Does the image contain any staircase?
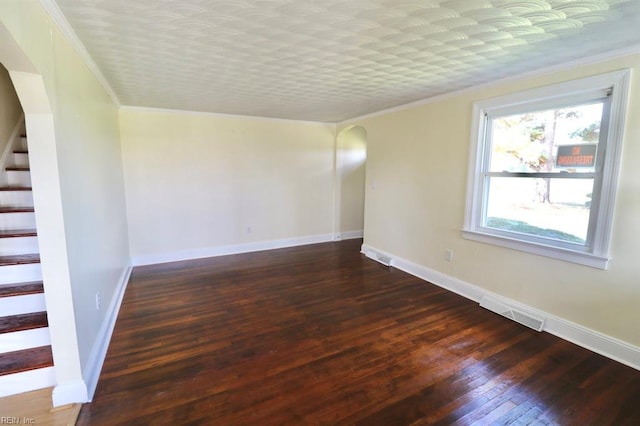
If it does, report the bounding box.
[0,129,55,397]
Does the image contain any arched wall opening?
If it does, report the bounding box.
[335,125,367,240]
[0,22,83,405]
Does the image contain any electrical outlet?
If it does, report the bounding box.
[446,249,454,262]
[95,292,101,311]
[246,226,252,234]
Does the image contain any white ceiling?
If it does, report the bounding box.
[51,0,640,122]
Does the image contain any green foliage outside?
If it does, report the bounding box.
[486,217,585,244]
[570,122,600,142]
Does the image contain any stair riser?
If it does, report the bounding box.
[11,152,29,168]
[16,137,28,152]
[0,236,39,255]
[0,212,36,230]
[0,327,50,353]
[0,264,42,285]
[6,171,31,187]
[0,293,46,316]
[0,191,34,206]
[0,366,55,398]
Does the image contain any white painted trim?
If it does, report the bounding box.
[0,113,24,186]
[462,230,609,270]
[52,380,88,407]
[0,327,50,353]
[338,45,640,126]
[0,293,46,317]
[83,265,132,402]
[38,0,120,105]
[361,243,640,371]
[133,234,335,266]
[119,105,331,126]
[0,263,43,284]
[0,366,56,398]
[462,69,631,270]
[337,230,364,240]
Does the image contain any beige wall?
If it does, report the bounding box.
[0,0,130,400]
[344,54,640,348]
[120,108,336,261]
[0,63,22,165]
[336,126,366,236]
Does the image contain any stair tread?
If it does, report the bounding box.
[0,346,53,377]
[0,312,48,334]
[0,186,32,191]
[0,228,37,238]
[0,253,40,266]
[0,206,35,213]
[0,281,44,298]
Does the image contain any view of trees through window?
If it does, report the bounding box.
[485,102,604,244]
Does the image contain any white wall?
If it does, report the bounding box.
[0,1,130,403]
[343,53,640,350]
[120,108,336,263]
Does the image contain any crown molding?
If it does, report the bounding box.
[119,105,334,127]
[39,0,120,105]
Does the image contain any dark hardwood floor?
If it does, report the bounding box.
[77,239,640,425]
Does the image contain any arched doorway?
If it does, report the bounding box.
[335,126,367,240]
[0,22,82,405]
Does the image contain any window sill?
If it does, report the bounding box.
[462,229,609,269]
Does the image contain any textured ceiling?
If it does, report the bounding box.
[53,0,640,122]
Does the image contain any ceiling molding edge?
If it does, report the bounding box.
[119,105,333,127]
[39,0,121,106]
[338,44,640,126]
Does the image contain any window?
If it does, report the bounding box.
[463,70,630,269]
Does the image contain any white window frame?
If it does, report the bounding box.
[463,70,631,269]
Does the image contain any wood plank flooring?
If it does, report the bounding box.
[0,387,81,425]
[77,239,640,425]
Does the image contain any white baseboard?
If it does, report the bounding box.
[81,265,132,402]
[132,233,335,266]
[361,243,640,371]
[335,230,364,240]
[52,379,88,407]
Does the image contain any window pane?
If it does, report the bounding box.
[489,103,603,174]
[485,177,594,244]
